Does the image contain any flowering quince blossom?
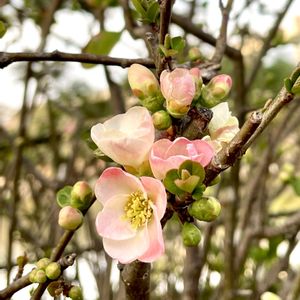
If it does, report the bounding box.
[160,68,202,118]
[149,137,214,180]
[95,167,167,263]
[203,102,239,152]
[91,106,155,170]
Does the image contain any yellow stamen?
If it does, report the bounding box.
[124,191,153,229]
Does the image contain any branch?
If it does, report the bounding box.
[211,0,234,63]
[0,253,77,299]
[0,50,155,69]
[245,0,294,89]
[171,13,242,60]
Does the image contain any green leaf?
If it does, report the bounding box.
[179,160,205,183]
[171,36,185,52]
[93,148,113,162]
[284,78,292,92]
[163,169,185,196]
[82,31,122,68]
[131,0,147,18]
[290,177,300,196]
[146,1,159,23]
[192,184,206,200]
[0,21,7,38]
[290,67,300,85]
[291,77,300,95]
[56,186,72,207]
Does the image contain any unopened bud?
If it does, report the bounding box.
[58,206,83,230]
[188,197,221,222]
[47,282,61,297]
[152,110,172,130]
[128,64,161,99]
[182,222,201,247]
[200,74,232,108]
[36,258,50,270]
[29,269,38,283]
[68,286,83,300]
[188,47,202,61]
[35,269,47,283]
[70,181,93,211]
[45,262,61,280]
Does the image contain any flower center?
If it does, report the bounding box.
[124,191,153,229]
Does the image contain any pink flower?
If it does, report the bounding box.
[91,106,155,170]
[95,167,167,263]
[149,137,214,180]
[160,68,202,118]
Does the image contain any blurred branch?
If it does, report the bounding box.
[0,51,155,69]
[171,13,242,60]
[211,0,234,64]
[245,0,294,89]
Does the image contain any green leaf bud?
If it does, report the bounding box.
[152,110,172,130]
[70,181,93,211]
[35,269,47,283]
[29,269,38,283]
[188,47,202,61]
[182,222,201,247]
[188,197,221,222]
[45,262,61,280]
[58,206,83,230]
[68,286,83,300]
[36,258,50,270]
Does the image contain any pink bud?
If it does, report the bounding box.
[201,74,232,108]
[70,181,93,211]
[58,206,83,230]
[128,64,160,99]
[160,68,202,118]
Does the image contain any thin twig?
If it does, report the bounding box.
[0,50,155,69]
[211,0,234,63]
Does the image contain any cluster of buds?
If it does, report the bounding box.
[57,181,93,231]
[29,258,61,283]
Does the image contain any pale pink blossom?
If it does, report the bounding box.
[95,167,167,263]
[160,68,202,117]
[91,106,155,169]
[203,102,239,152]
[149,137,214,180]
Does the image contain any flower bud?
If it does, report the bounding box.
[188,47,202,61]
[29,269,38,283]
[47,282,61,297]
[68,286,83,300]
[70,181,93,211]
[160,68,202,118]
[182,222,201,247]
[188,197,221,222]
[36,258,50,270]
[128,64,161,99]
[58,206,83,230]
[45,262,61,280]
[200,74,232,108]
[152,110,172,130]
[35,269,47,283]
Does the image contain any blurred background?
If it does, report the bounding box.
[0,0,300,299]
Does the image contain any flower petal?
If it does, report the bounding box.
[95,194,136,240]
[140,177,167,220]
[138,207,164,262]
[95,167,145,205]
[103,228,149,264]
